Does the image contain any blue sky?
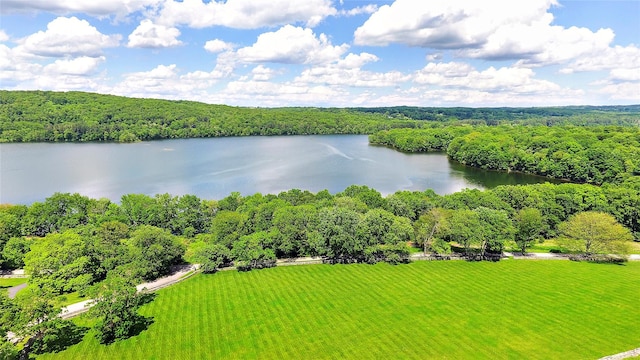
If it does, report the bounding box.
[0,0,638,107]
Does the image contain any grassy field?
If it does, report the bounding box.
[39,261,639,359]
[0,278,27,289]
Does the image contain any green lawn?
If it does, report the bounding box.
[39,261,640,359]
[0,278,27,289]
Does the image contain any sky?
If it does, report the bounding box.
[0,0,638,107]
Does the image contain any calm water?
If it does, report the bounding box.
[0,135,556,204]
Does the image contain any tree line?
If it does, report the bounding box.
[2,182,638,276]
[0,91,420,142]
[370,125,640,185]
[1,91,638,143]
[350,105,640,125]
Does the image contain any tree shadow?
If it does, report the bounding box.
[127,315,154,339]
[138,292,157,306]
[31,321,89,355]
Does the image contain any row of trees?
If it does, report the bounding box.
[2,181,638,274]
[370,125,640,185]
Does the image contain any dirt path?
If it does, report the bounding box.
[60,264,200,319]
[599,347,640,359]
[6,283,27,299]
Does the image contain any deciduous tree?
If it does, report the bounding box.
[558,211,633,255]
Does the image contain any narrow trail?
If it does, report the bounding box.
[599,347,640,360]
[61,264,200,319]
[6,283,27,299]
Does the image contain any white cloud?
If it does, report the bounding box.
[609,68,640,83]
[354,0,617,67]
[339,5,378,17]
[235,25,348,64]
[0,0,163,19]
[127,19,182,48]
[413,62,575,97]
[294,53,408,88]
[336,52,378,69]
[0,44,42,84]
[157,0,336,29]
[561,45,640,75]
[204,39,234,53]
[20,17,120,57]
[296,67,408,88]
[596,82,640,101]
[43,56,105,75]
[355,0,557,48]
[221,80,346,106]
[0,30,9,42]
[251,65,276,81]
[0,44,106,91]
[109,63,230,99]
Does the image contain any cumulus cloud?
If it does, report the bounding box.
[294,53,408,88]
[336,52,379,68]
[596,82,640,101]
[250,65,277,81]
[235,25,348,64]
[354,0,618,67]
[221,79,346,106]
[0,30,9,42]
[204,39,234,53]
[20,17,120,57]
[339,4,378,17]
[0,0,163,19]
[0,44,42,85]
[296,67,408,88]
[355,0,557,48]
[472,21,614,65]
[414,62,563,94]
[109,63,230,99]
[157,0,336,29]
[561,45,640,75]
[43,56,105,75]
[0,45,106,91]
[127,19,182,48]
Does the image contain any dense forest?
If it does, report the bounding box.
[351,105,640,125]
[0,91,421,142]
[1,91,639,142]
[370,125,640,185]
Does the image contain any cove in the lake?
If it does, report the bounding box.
[1,135,558,204]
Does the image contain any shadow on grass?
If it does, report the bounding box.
[139,292,157,306]
[32,321,89,355]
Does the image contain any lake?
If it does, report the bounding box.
[0,135,556,204]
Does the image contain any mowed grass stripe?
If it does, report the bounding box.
[38,261,640,360]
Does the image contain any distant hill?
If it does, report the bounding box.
[0,90,637,142]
